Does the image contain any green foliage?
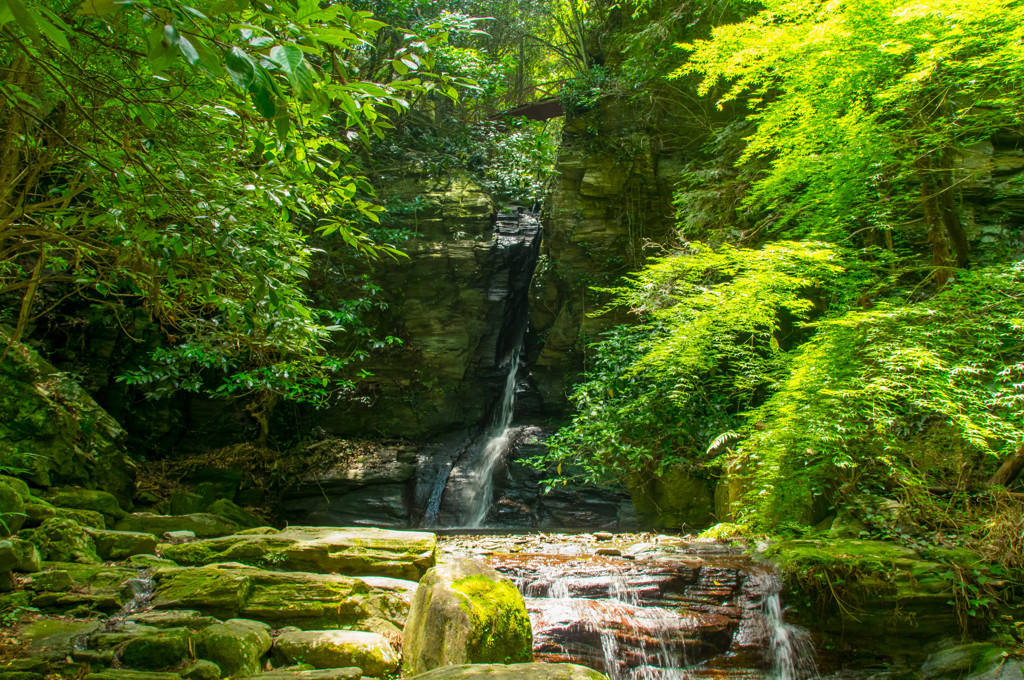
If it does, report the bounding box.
[541,241,845,484]
[675,0,1024,254]
[0,0,465,426]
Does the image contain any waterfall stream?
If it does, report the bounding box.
[465,349,522,527]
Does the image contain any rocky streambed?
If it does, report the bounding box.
[0,479,1019,680]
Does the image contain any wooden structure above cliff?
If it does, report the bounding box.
[490,80,565,121]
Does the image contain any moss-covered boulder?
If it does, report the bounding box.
[0,538,41,572]
[182,660,222,680]
[204,499,264,529]
[28,562,138,612]
[115,513,240,538]
[20,617,103,660]
[409,664,608,680]
[627,468,715,531]
[251,669,360,680]
[22,517,100,564]
[119,627,195,670]
[0,329,136,503]
[197,618,272,676]
[41,487,127,525]
[402,557,532,675]
[274,630,400,677]
[158,526,436,579]
[921,643,1004,679]
[0,477,27,536]
[151,563,410,633]
[94,530,159,561]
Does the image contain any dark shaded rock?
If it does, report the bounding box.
[0,328,136,503]
[21,518,100,564]
[120,628,194,670]
[204,500,264,529]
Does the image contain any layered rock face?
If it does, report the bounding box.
[311,178,542,439]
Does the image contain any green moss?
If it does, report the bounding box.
[450,575,532,664]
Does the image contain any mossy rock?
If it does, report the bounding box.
[22,517,100,564]
[204,500,263,529]
[627,468,715,531]
[119,628,194,671]
[197,618,272,677]
[86,671,182,680]
[57,508,107,529]
[251,670,360,680]
[41,487,127,524]
[772,538,981,663]
[0,329,136,503]
[921,643,1004,679]
[0,538,41,573]
[274,630,400,677]
[168,492,208,516]
[402,557,532,675]
[408,664,609,680]
[94,530,159,561]
[115,513,240,538]
[127,609,219,630]
[158,526,436,579]
[182,660,222,680]
[0,479,27,536]
[151,563,407,632]
[20,618,103,660]
[29,562,138,612]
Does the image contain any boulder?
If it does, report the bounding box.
[158,526,436,579]
[24,569,72,591]
[402,557,532,675]
[408,664,608,680]
[59,508,107,528]
[197,618,273,677]
[94,530,159,561]
[119,627,194,670]
[628,468,715,531]
[0,538,41,572]
[182,660,222,680]
[41,487,127,524]
[21,517,100,564]
[115,513,240,538]
[274,630,400,677]
[922,643,1003,679]
[249,670,360,680]
[205,499,264,529]
[151,564,410,633]
[167,491,208,516]
[0,478,26,536]
[28,562,138,612]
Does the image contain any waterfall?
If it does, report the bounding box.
[465,349,522,527]
[757,569,819,680]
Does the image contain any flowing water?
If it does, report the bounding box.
[455,534,818,680]
[465,349,522,527]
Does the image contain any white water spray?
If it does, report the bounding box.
[465,349,521,527]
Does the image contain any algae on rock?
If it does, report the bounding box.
[402,557,533,675]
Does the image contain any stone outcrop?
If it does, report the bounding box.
[273,630,400,677]
[402,557,533,675]
[0,328,136,503]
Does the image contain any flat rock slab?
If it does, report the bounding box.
[409,664,609,680]
[115,513,239,538]
[159,526,436,580]
[151,563,411,632]
[275,630,399,677]
[248,670,361,680]
[86,672,182,680]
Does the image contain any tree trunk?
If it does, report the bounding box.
[990,446,1024,487]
